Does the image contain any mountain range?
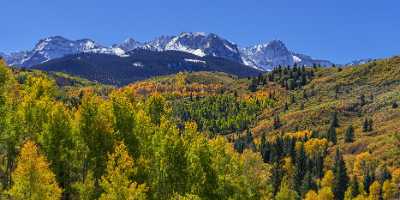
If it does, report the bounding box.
[1,32,334,71]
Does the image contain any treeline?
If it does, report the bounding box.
[249,65,315,92]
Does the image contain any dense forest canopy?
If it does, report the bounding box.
[0,57,399,199]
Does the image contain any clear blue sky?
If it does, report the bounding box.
[2,0,399,63]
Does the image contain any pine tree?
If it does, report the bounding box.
[294,143,306,193]
[273,114,281,129]
[362,118,373,132]
[248,78,258,92]
[301,171,316,196]
[349,177,360,198]
[393,101,398,109]
[332,149,349,200]
[99,142,147,200]
[344,125,355,143]
[331,112,339,127]
[284,102,289,111]
[368,118,373,131]
[327,125,337,144]
[7,140,62,200]
[363,118,369,132]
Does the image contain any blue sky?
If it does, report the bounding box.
[1,0,399,63]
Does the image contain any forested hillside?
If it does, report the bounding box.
[0,57,399,200]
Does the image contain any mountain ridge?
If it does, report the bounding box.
[2,32,334,71]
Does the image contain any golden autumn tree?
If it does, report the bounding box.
[368,181,381,200]
[7,140,62,200]
[99,142,147,200]
[304,190,318,200]
[382,179,397,200]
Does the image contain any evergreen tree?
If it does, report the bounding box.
[363,173,374,193]
[363,118,369,132]
[349,177,360,198]
[368,118,373,131]
[331,112,339,127]
[332,149,349,200]
[327,125,337,144]
[392,101,398,109]
[344,125,355,143]
[287,79,295,90]
[7,141,62,200]
[284,102,289,111]
[248,78,258,92]
[362,118,373,132]
[359,94,366,106]
[273,114,281,129]
[301,171,316,197]
[294,143,306,193]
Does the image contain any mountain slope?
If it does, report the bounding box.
[32,49,261,85]
[251,56,400,166]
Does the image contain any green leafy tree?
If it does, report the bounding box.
[275,181,300,200]
[99,142,147,200]
[110,92,139,158]
[40,103,74,198]
[78,94,115,186]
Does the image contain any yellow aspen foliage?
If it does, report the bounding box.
[368,181,381,200]
[353,152,377,180]
[382,180,397,200]
[100,142,147,200]
[7,140,62,200]
[344,187,353,200]
[304,190,318,200]
[175,72,187,92]
[283,157,294,177]
[321,170,335,188]
[288,130,312,139]
[317,187,334,200]
[353,195,368,200]
[392,168,400,186]
[304,138,328,158]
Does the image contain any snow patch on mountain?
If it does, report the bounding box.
[184,58,206,64]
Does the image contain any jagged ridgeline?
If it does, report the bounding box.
[0,57,399,199]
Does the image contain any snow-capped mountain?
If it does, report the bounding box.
[142,35,175,51]
[113,38,143,52]
[4,36,127,67]
[241,40,333,71]
[2,33,334,71]
[162,32,242,63]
